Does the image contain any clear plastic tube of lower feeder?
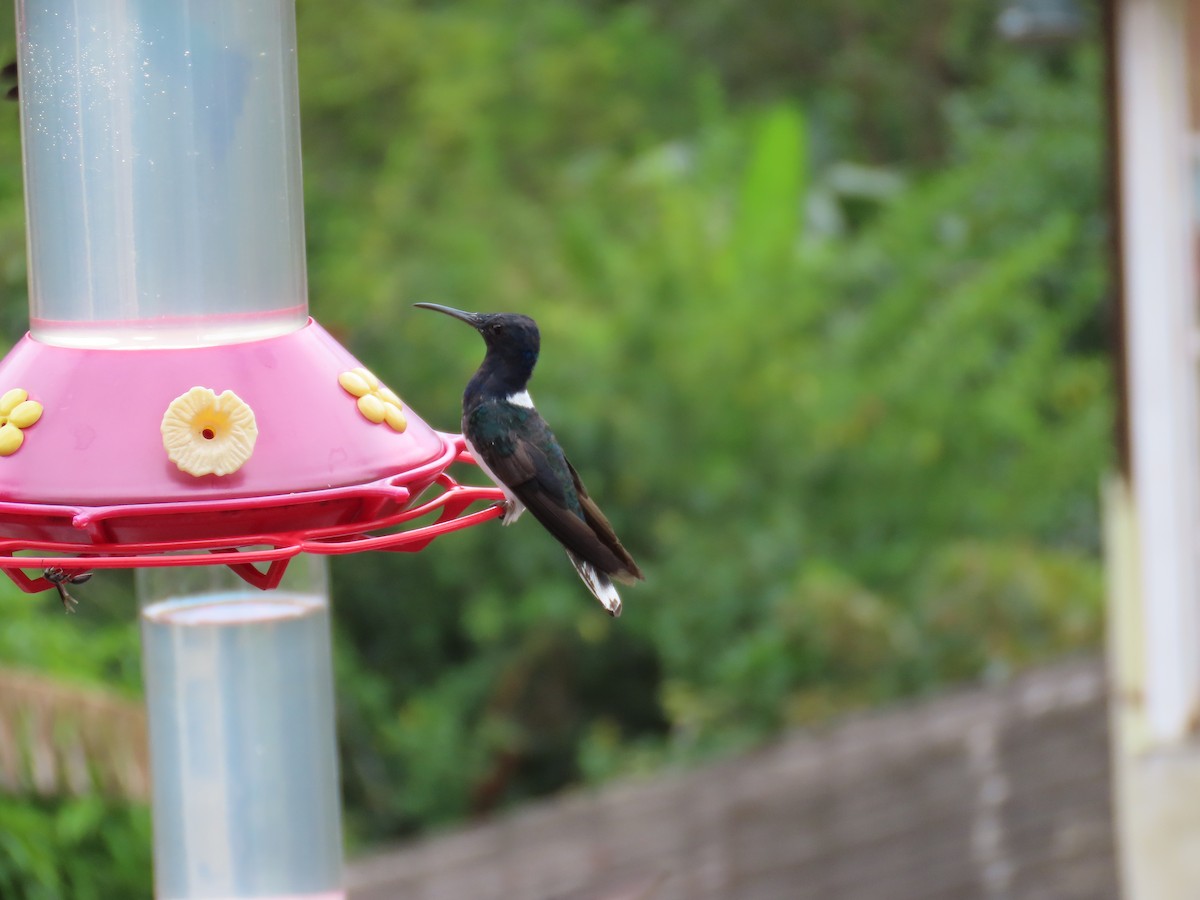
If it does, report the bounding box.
[15,0,309,348]
[137,557,343,900]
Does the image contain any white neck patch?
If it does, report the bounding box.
[506,390,535,409]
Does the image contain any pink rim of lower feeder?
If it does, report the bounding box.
[0,318,505,595]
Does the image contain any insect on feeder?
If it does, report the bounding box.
[0,1,504,897]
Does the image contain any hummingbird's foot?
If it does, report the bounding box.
[497,497,526,526]
[491,499,511,523]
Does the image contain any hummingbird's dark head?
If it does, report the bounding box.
[473,312,540,360]
[415,304,541,383]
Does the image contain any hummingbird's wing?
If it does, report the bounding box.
[468,403,641,582]
[564,459,643,584]
[518,453,641,583]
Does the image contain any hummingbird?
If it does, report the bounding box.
[415,303,643,616]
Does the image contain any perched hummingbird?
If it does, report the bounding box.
[415,303,643,616]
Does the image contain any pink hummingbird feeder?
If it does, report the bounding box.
[0,1,503,592]
[0,1,504,898]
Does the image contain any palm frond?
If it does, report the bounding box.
[0,667,148,802]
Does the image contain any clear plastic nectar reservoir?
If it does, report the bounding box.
[138,561,343,900]
[15,0,308,348]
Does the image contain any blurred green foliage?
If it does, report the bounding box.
[0,0,1109,888]
[0,796,151,900]
[301,0,1108,837]
[0,594,148,896]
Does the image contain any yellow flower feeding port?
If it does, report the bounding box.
[161,387,259,477]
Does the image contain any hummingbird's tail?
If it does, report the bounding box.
[566,551,622,617]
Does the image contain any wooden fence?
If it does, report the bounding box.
[346,657,1117,899]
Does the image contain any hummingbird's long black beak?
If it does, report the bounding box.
[414,303,483,329]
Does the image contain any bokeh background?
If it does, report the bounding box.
[0,1,1110,894]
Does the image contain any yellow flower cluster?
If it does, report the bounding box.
[0,388,43,456]
[338,367,407,432]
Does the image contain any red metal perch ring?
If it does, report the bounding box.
[0,435,505,594]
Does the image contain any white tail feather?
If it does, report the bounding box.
[567,551,622,617]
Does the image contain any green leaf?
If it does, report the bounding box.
[733,104,807,275]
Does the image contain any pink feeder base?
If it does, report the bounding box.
[0,319,505,593]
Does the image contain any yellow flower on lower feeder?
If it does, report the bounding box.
[0,388,43,456]
[161,387,258,477]
[338,367,407,433]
